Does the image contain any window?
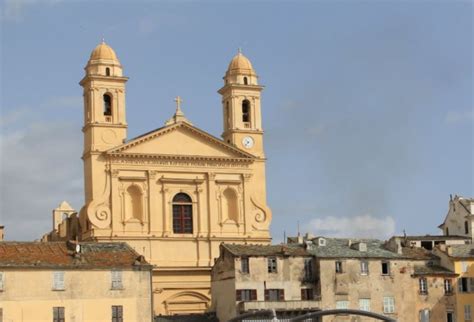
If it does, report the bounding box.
[53,307,65,322]
[242,100,250,123]
[106,67,111,76]
[458,277,474,293]
[359,299,370,311]
[243,77,248,85]
[335,261,343,273]
[264,289,284,301]
[236,289,257,301]
[465,305,472,321]
[381,261,390,275]
[267,257,277,273]
[301,288,314,300]
[112,306,123,322]
[103,94,112,116]
[336,300,349,309]
[420,309,430,322]
[444,279,453,294]
[0,308,3,322]
[383,297,395,313]
[172,193,193,234]
[304,258,313,281]
[0,272,3,291]
[446,228,450,236]
[360,260,369,275]
[111,270,123,290]
[241,257,249,274]
[447,312,454,322]
[465,221,470,234]
[461,261,469,273]
[52,271,65,291]
[419,277,428,295]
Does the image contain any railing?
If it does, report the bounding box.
[230,308,397,322]
[239,299,321,312]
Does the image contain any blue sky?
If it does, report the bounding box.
[0,0,472,241]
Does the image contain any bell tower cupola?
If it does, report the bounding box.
[80,41,128,153]
[219,50,265,158]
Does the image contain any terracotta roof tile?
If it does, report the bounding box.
[0,241,151,269]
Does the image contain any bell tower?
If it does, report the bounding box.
[219,50,265,158]
[79,41,128,208]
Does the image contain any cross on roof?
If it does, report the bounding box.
[174,96,183,111]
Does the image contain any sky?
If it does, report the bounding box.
[0,0,472,242]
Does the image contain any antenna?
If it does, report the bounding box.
[283,230,286,244]
[297,221,300,237]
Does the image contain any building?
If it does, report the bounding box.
[439,195,474,241]
[211,243,320,322]
[434,244,474,322]
[44,41,273,315]
[212,237,459,322]
[0,241,153,322]
[386,234,470,251]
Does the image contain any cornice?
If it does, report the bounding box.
[79,75,129,86]
[106,121,255,159]
[82,123,128,132]
[107,152,254,164]
[218,84,264,95]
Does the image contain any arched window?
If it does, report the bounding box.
[103,94,112,116]
[242,100,250,123]
[126,185,143,221]
[446,227,449,236]
[243,77,248,85]
[172,193,193,234]
[465,221,469,234]
[105,67,111,76]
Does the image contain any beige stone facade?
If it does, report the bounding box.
[0,241,153,322]
[45,41,272,316]
[212,238,459,322]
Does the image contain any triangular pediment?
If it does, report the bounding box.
[106,122,254,160]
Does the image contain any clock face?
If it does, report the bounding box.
[242,136,254,149]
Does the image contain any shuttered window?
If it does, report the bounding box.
[383,297,395,313]
[52,271,65,291]
[111,270,123,290]
[419,309,430,322]
[112,306,123,322]
[301,288,314,300]
[465,305,472,320]
[53,307,65,322]
[235,289,257,301]
[241,257,249,274]
[264,289,284,301]
[267,257,277,273]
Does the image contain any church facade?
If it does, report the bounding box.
[75,42,272,315]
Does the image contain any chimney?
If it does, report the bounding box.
[0,226,4,241]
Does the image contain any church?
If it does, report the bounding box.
[48,41,273,315]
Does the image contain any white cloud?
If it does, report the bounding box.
[445,109,474,124]
[309,214,396,240]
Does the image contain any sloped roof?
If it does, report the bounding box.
[0,242,151,269]
[304,238,405,259]
[447,244,474,258]
[222,243,309,257]
[413,265,457,276]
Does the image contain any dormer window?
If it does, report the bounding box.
[103,94,112,116]
[106,67,111,76]
[242,100,250,123]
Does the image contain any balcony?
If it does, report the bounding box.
[238,299,322,312]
